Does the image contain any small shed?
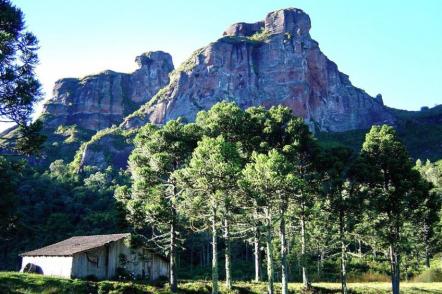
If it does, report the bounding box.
[20,233,169,280]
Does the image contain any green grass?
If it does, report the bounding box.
[2,272,442,294]
[0,272,91,294]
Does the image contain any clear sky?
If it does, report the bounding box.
[11,0,442,123]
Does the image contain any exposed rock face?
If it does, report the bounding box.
[124,8,394,132]
[76,128,134,170]
[44,51,174,131]
[223,21,264,37]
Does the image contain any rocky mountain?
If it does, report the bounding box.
[24,51,174,165]
[8,8,439,171]
[43,51,174,131]
[122,8,394,132]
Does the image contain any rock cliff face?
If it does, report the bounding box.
[43,51,174,131]
[25,51,173,167]
[123,8,394,132]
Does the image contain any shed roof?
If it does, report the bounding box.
[20,233,130,256]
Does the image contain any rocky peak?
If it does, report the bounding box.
[42,51,174,131]
[375,94,384,105]
[123,8,394,132]
[223,8,311,37]
[135,50,173,68]
[223,21,264,37]
[264,8,311,36]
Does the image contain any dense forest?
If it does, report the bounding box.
[1,1,442,294]
[1,102,441,294]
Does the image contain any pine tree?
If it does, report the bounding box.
[0,0,44,154]
[358,125,430,294]
[118,120,200,292]
[176,136,241,294]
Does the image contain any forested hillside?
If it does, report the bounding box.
[2,102,442,294]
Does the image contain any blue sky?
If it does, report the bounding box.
[12,0,442,119]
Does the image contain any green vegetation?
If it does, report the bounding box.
[317,105,442,161]
[0,0,45,155]
[2,272,442,294]
[219,36,259,45]
[219,28,271,45]
[70,126,135,172]
[175,47,206,74]
[0,159,129,270]
[249,28,272,42]
[117,120,200,292]
[37,124,96,168]
[1,102,441,294]
[1,2,442,294]
[113,103,441,294]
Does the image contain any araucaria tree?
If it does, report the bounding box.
[112,102,439,293]
[319,147,360,294]
[0,0,44,154]
[415,160,442,268]
[117,120,199,292]
[284,116,320,289]
[195,102,250,290]
[176,136,242,294]
[240,150,295,294]
[358,125,428,294]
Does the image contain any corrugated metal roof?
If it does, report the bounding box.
[20,233,130,256]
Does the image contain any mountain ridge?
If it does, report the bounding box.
[122,8,394,132]
[2,8,440,170]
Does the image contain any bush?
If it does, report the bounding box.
[348,271,390,282]
[413,267,442,282]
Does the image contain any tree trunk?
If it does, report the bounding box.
[170,221,177,292]
[265,208,274,294]
[224,218,232,290]
[190,242,194,274]
[425,244,431,268]
[212,207,219,294]
[207,238,211,267]
[254,225,261,282]
[389,245,400,294]
[280,211,288,294]
[316,247,320,279]
[300,206,309,288]
[339,210,348,294]
[424,222,431,268]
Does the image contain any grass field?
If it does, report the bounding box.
[1,272,442,293]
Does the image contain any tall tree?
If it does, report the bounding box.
[0,0,44,154]
[284,115,320,288]
[413,161,441,268]
[319,147,360,294]
[358,125,429,294]
[245,105,319,290]
[176,136,241,294]
[0,156,23,241]
[117,120,200,292]
[196,102,250,289]
[240,150,297,294]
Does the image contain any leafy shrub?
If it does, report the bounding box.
[249,28,271,42]
[413,267,442,282]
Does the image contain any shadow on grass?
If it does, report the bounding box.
[0,273,94,294]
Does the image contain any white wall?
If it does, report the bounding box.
[71,247,108,279]
[109,241,169,280]
[20,240,169,281]
[21,256,73,278]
